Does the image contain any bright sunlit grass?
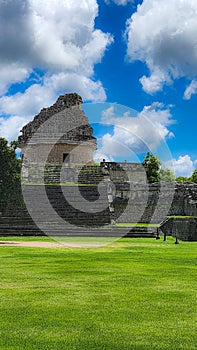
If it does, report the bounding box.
[0,237,196,350]
[115,222,159,227]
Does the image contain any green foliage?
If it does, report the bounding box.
[176,169,197,183]
[143,151,161,183]
[0,238,196,350]
[143,153,177,182]
[191,168,197,183]
[0,138,21,212]
[176,176,189,182]
[10,140,19,151]
[160,167,175,181]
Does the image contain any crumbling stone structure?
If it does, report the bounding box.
[18,93,96,166]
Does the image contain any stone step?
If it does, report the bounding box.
[124,226,157,238]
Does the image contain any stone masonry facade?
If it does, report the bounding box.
[18,93,96,165]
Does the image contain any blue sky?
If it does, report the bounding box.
[0,0,197,177]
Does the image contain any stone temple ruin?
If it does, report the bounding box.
[18,93,96,166]
[0,93,196,240]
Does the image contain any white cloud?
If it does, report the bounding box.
[0,116,27,141]
[164,155,195,177]
[0,0,112,139]
[0,0,111,74]
[0,84,55,118]
[96,103,175,160]
[0,73,106,123]
[140,69,171,95]
[105,0,133,5]
[184,80,197,100]
[94,150,114,163]
[126,0,197,97]
[46,73,107,102]
[0,63,31,96]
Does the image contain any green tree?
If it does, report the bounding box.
[176,176,189,182]
[0,138,21,213]
[160,168,175,181]
[143,152,161,183]
[191,169,197,183]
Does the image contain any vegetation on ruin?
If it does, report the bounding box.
[143,151,161,182]
[160,167,175,181]
[143,151,197,183]
[0,237,196,350]
[190,168,197,183]
[176,169,197,183]
[176,176,190,182]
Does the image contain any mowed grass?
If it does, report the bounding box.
[115,222,159,227]
[0,237,196,350]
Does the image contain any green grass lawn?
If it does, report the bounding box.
[115,222,159,227]
[0,235,54,242]
[0,237,196,350]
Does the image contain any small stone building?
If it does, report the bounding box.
[18,93,96,165]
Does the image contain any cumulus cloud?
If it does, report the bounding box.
[46,73,107,102]
[0,84,55,118]
[95,103,175,161]
[126,0,197,97]
[0,63,30,96]
[0,0,32,61]
[0,0,111,74]
[183,80,197,100]
[0,0,112,140]
[0,115,27,141]
[164,155,195,177]
[94,150,114,163]
[0,73,106,116]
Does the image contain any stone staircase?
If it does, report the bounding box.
[124,226,157,238]
[0,167,177,238]
[0,213,42,236]
[25,164,104,184]
[0,184,111,236]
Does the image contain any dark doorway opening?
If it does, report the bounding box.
[63,153,70,163]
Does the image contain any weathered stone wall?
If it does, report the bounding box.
[22,143,95,166]
[169,183,197,216]
[19,93,84,145]
[19,93,96,165]
[112,180,197,224]
[160,218,197,241]
[112,182,175,224]
[20,107,94,144]
[110,163,146,184]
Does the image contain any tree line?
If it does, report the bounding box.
[0,138,22,213]
[143,151,197,183]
